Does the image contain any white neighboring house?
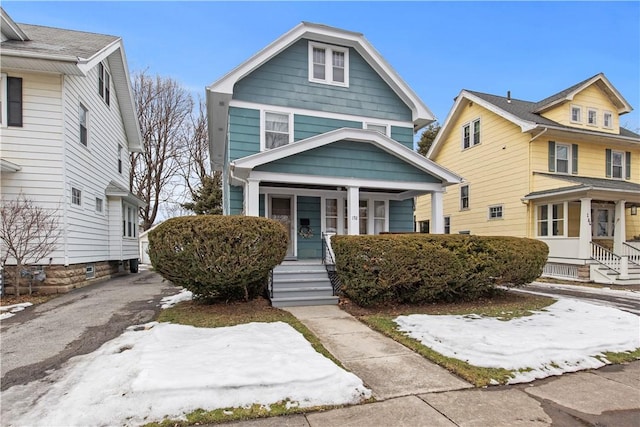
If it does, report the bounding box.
[0,8,144,293]
[138,223,160,265]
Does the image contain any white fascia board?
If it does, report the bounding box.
[1,8,30,41]
[207,22,433,128]
[1,158,22,172]
[76,38,122,74]
[232,127,462,184]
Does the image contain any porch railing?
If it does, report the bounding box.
[590,241,629,279]
[621,242,640,267]
[322,232,341,295]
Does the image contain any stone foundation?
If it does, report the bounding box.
[2,260,131,295]
[577,264,591,281]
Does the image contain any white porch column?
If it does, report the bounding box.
[578,198,592,259]
[244,178,260,217]
[614,200,626,254]
[431,191,444,234]
[347,186,360,235]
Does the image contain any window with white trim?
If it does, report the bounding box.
[537,203,565,237]
[488,205,503,220]
[71,187,82,206]
[603,111,613,129]
[79,104,88,146]
[373,200,386,235]
[1,74,23,127]
[86,263,95,279]
[555,143,570,173]
[117,145,123,174]
[460,185,469,210]
[587,108,597,126]
[611,150,624,179]
[606,149,630,180]
[0,73,6,126]
[95,197,103,213]
[98,62,110,106]
[365,123,388,136]
[325,198,338,234]
[570,105,582,123]
[444,216,451,234]
[462,119,480,149]
[308,42,349,87]
[122,203,137,238]
[264,111,290,149]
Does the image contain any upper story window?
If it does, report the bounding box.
[79,104,89,146]
[462,119,480,149]
[264,111,291,150]
[587,108,597,126]
[603,111,613,129]
[460,185,469,210]
[308,42,349,87]
[548,141,578,174]
[606,149,630,180]
[95,197,103,213]
[118,145,123,174]
[570,105,582,123]
[365,123,389,136]
[1,74,23,127]
[98,62,110,106]
[71,187,82,206]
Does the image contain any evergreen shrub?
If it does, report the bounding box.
[149,215,288,301]
[331,234,548,307]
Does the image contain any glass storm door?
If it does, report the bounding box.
[270,196,294,257]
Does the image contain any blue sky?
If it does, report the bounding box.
[4,1,640,132]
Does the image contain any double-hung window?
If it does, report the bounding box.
[537,203,565,237]
[1,75,23,127]
[79,104,88,146]
[462,119,480,149]
[571,105,582,123]
[123,203,137,238]
[548,141,578,174]
[71,187,82,206]
[587,108,597,126]
[98,62,110,106]
[460,185,469,210]
[603,111,613,129]
[264,112,290,149]
[606,149,631,180]
[444,216,451,234]
[309,42,349,87]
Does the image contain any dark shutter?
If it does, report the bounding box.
[571,144,578,174]
[605,149,612,178]
[548,141,556,172]
[626,152,631,180]
[7,77,23,127]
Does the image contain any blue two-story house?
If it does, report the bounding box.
[206,23,461,306]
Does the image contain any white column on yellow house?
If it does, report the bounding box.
[578,198,592,259]
[347,186,360,235]
[244,178,260,216]
[431,190,444,234]
[614,200,626,254]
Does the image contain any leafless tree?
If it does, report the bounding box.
[0,194,60,296]
[130,71,193,231]
[179,99,210,195]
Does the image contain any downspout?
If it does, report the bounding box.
[60,75,70,266]
[527,127,548,239]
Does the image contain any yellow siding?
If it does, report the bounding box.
[628,212,640,240]
[416,102,531,236]
[540,84,620,134]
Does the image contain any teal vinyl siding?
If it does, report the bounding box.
[389,199,414,232]
[255,140,440,183]
[294,115,361,141]
[229,185,243,215]
[229,107,260,161]
[391,126,414,149]
[296,196,321,259]
[233,39,412,122]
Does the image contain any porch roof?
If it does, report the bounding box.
[524,173,640,203]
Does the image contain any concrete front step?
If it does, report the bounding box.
[271,295,339,307]
[272,277,333,287]
[273,271,329,281]
[273,286,335,299]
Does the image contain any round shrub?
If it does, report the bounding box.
[148,215,288,301]
[332,234,548,307]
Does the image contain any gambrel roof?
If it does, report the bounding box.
[0,7,141,151]
[207,22,434,171]
[428,74,639,158]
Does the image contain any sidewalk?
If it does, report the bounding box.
[219,305,640,427]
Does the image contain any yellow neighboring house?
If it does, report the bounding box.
[416,73,640,285]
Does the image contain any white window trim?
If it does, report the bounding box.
[461,118,481,150]
[587,108,598,127]
[611,149,625,180]
[79,103,89,148]
[308,41,349,88]
[555,142,572,174]
[122,202,137,239]
[444,216,451,234]
[535,201,568,238]
[95,196,104,214]
[0,73,7,128]
[603,111,613,129]
[570,105,582,123]
[364,123,390,137]
[460,184,470,211]
[70,185,83,209]
[85,263,96,279]
[488,204,504,220]
[98,62,111,106]
[260,109,294,151]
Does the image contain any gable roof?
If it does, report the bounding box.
[232,128,462,186]
[428,75,639,159]
[207,22,434,171]
[0,7,141,152]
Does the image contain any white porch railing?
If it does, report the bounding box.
[590,241,629,279]
[621,242,640,266]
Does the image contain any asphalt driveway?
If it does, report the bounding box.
[1,269,177,391]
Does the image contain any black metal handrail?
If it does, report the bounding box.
[322,232,341,296]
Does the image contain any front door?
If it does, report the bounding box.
[270,196,294,258]
[592,207,615,238]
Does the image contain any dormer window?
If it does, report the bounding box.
[308,42,349,87]
[98,62,110,106]
[570,105,582,123]
[587,108,597,126]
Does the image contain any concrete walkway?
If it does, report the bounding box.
[218,305,640,427]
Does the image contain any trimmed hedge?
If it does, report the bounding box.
[332,234,548,307]
[149,215,288,301]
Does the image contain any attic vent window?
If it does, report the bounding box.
[308,42,349,88]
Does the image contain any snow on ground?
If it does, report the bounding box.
[159,288,193,308]
[395,299,640,384]
[530,281,640,298]
[2,321,370,427]
[0,302,33,320]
